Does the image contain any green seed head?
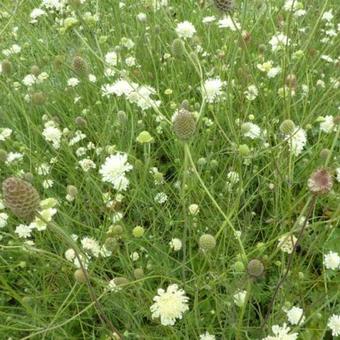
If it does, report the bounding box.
[30,65,40,76]
[132,226,145,238]
[247,259,264,278]
[171,38,185,58]
[199,234,216,251]
[72,56,88,76]
[1,59,12,75]
[66,185,78,197]
[75,116,87,127]
[319,148,330,160]
[74,269,87,283]
[173,109,196,141]
[31,92,47,105]
[238,144,250,156]
[280,120,296,135]
[133,268,144,280]
[0,149,8,162]
[104,237,119,251]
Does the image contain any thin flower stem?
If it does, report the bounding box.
[39,214,122,339]
[185,144,247,260]
[182,143,189,282]
[261,195,316,329]
[236,279,252,340]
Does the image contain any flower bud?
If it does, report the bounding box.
[199,234,216,251]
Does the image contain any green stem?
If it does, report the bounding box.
[185,144,247,260]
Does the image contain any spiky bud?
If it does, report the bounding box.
[199,234,216,251]
[31,92,47,105]
[171,38,185,58]
[53,55,64,70]
[279,120,296,135]
[72,56,88,76]
[74,268,87,283]
[1,59,12,75]
[213,0,234,12]
[2,177,40,221]
[173,109,196,141]
[181,100,191,111]
[247,259,264,278]
[238,144,250,156]
[307,168,333,195]
[133,268,144,280]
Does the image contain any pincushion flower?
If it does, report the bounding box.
[150,284,189,326]
[99,153,133,191]
[175,21,196,39]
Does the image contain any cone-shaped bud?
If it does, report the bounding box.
[171,39,185,58]
[72,56,88,76]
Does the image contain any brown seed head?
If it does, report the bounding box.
[2,177,40,221]
[173,109,196,141]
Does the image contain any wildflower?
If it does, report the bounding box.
[0,212,8,228]
[0,128,12,141]
[233,290,247,307]
[286,306,305,325]
[307,168,333,195]
[203,78,225,103]
[99,153,133,191]
[169,238,182,251]
[22,74,37,87]
[188,204,199,215]
[42,122,62,149]
[200,331,216,340]
[257,61,281,78]
[15,224,34,238]
[327,314,340,337]
[136,131,154,144]
[130,252,139,261]
[278,234,297,254]
[30,207,57,231]
[269,33,290,52]
[65,248,76,262]
[336,168,340,183]
[105,51,118,66]
[81,237,101,257]
[319,116,335,133]
[67,77,80,87]
[30,8,46,22]
[154,192,168,204]
[150,284,189,326]
[79,158,96,172]
[218,16,240,31]
[244,85,258,101]
[263,323,298,340]
[175,21,196,39]
[285,127,307,156]
[5,152,23,164]
[241,122,261,139]
[324,251,340,270]
[322,10,333,22]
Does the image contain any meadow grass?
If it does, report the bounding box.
[0,0,339,339]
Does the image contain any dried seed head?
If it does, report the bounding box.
[104,237,119,251]
[199,234,216,251]
[72,56,88,76]
[213,0,235,12]
[1,59,12,75]
[307,168,333,195]
[31,92,47,105]
[286,74,297,90]
[247,259,264,278]
[279,119,296,135]
[2,177,40,221]
[173,109,196,141]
